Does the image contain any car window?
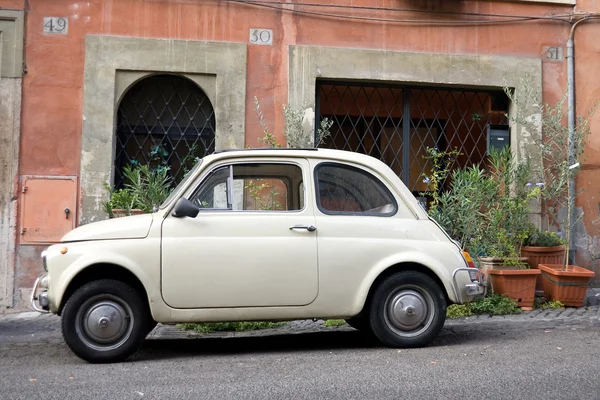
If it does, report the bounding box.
[315,163,397,216]
[189,166,230,209]
[189,163,304,211]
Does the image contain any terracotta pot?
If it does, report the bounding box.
[521,245,566,292]
[478,257,529,284]
[487,268,541,308]
[538,264,595,307]
[111,208,146,218]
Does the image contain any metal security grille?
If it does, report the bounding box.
[115,74,215,188]
[316,81,509,199]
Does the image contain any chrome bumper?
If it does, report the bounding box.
[452,267,486,304]
[30,274,50,313]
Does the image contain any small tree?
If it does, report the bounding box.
[253,96,333,148]
[505,77,596,267]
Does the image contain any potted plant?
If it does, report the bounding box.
[104,163,173,218]
[122,164,173,213]
[521,228,566,292]
[103,185,145,218]
[423,146,540,308]
[506,81,596,307]
[475,147,541,308]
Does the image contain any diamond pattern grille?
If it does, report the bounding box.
[317,81,508,196]
[115,74,216,188]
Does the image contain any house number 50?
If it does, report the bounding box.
[250,29,273,45]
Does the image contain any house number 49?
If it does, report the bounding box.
[43,17,68,34]
[250,29,273,45]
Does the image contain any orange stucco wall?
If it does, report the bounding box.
[2,0,600,299]
[14,0,585,176]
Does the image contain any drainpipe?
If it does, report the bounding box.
[565,16,592,264]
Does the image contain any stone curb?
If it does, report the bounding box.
[147,305,600,340]
[2,306,599,342]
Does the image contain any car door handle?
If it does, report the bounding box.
[289,225,317,232]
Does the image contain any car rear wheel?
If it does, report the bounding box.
[368,271,446,348]
[61,279,149,363]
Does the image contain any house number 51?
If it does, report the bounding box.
[250,29,273,45]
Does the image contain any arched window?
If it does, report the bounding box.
[115,74,215,187]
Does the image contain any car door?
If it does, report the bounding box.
[310,160,420,299]
[161,158,319,309]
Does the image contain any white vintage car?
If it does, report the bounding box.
[31,148,484,363]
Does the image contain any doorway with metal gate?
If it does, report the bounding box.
[115,74,216,188]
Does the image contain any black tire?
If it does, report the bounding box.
[368,271,446,348]
[61,279,150,363]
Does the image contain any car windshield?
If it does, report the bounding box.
[159,159,203,209]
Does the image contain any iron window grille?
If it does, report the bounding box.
[316,80,509,204]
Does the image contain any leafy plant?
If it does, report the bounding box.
[420,147,461,211]
[524,228,565,247]
[123,164,173,212]
[428,164,494,254]
[446,304,474,319]
[446,294,522,318]
[177,321,288,333]
[469,293,522,315]
[323,319,347,327]
[533,297,564,310]
[540,300,564,310]
[102,184,143,217]
[253,96,333,149]
[244,179,283,211]
[481,147,540,264]
[425,146,539,264]
[254,96,282,148]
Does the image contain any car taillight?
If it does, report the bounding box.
[462,251,478,280]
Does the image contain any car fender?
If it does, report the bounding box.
[352,250,460,313]
[48,240,160,314]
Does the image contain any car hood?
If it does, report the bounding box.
[61,214,154,242]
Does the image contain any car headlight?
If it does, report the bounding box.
[41,250,48,272]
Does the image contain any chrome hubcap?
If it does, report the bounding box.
[76,295,134,351]
[384,288,434,337]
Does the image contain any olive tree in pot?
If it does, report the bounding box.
[506,81,596,307]
[476,147,541,308]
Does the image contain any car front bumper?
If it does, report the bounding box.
[452,267,486,304]
[31,274,50,313]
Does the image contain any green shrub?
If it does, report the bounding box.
[469,294,522,315]
[533,298,564,310]
[323,319,347,327]
[446,294,521,319]
[524,229,565,247]
[177,321,287,333]
[446,304,473,319]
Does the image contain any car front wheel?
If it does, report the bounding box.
[61,279,149,363]
[369,271,446,348]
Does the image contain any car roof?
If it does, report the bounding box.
[209,147,384,168]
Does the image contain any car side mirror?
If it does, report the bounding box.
[172,198,200,218]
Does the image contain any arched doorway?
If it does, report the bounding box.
[114,74,216,187]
